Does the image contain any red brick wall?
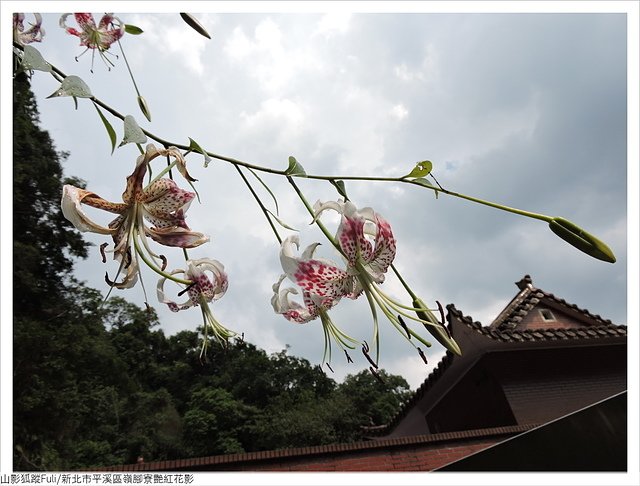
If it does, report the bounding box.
[105,427,536,472]
[520,306,586,330]
[211,437,501,472]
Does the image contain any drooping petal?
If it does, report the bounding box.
[186,258,229,303]
[279,236,352,299]
[368,213,396,279]
[59,13,81,36]
[14,13,45,45]
[141,178,195,229]
[271,274,318,324]
[108,247,139,289]
[336,202,374,267]
[61,185,123,235]
[157,258,228,312]
[156,268,190,312]
[146,226,209,248]
[73,13,97,32]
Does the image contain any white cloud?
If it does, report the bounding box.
[241,97,304,127]
[313,12,352,38]
[130,13,211,75]
[390,103,409,121]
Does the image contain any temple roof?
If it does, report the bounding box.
[369,275,626,437]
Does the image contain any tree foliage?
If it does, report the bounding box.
[12,74,413,471]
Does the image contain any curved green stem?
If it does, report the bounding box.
[133,234,192,285]
[36,50,614,263]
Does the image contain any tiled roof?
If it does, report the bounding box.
[95,424,538,472]
[491,274,615,330]
[368,276,626,437]
[453,304,626,343]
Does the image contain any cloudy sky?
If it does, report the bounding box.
[3,4,637,397]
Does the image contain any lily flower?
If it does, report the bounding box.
[157,258,235,354]
[157,258,229,312]
[13,13,45,45]
[61,144,208,290]
[59,13,124,69]
[273,235,360,364]
[278,199,436,364]
[312,199,396,297]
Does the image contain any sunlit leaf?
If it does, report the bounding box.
[180,13,211,39]
[404,160,433,179]
[188,137,212,168]
[285,156,307,177]
[93,103,117,154]
[21,45,51,73]
[125,24,144,35]
[46,75,92,99]
[119,115,147,147]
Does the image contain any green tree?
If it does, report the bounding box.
[337,369,413,427]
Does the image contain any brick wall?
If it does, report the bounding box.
[519,306,586,330]
[221,438,498,471]
[495,346,626,425]
[105,425,536,472]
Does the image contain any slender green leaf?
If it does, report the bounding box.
[180,13,211,39]
[285,156,307,177]
[404,160,433,179]
[46,75,92,99]
[93,103,117,154]
[248,168,279,215]
[188,137,212,168]
[266,209,298,231]
[119,115,147,147]
[124,24,144,35]
[21,45,51,73]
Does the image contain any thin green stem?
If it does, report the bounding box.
[36,49,558,226]
[390,263,418,300]
[117,38,142,97]
[133,233,192,285]
[287,176,345,257]
[236,166,283,244]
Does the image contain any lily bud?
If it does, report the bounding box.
[180,13,211,39]
[137,95,151,122]
[548,217,616,263]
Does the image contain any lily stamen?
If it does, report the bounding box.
[418,347,429,365]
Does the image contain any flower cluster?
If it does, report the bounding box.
[61,144,233,352]
[272,199,440,367]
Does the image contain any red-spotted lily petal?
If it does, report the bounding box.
[60,13,124,50]
[271,274,340,323]
[313,199,396,283]
[13,13,45,45]
[157,258,228,312]
[280,235,353,300]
